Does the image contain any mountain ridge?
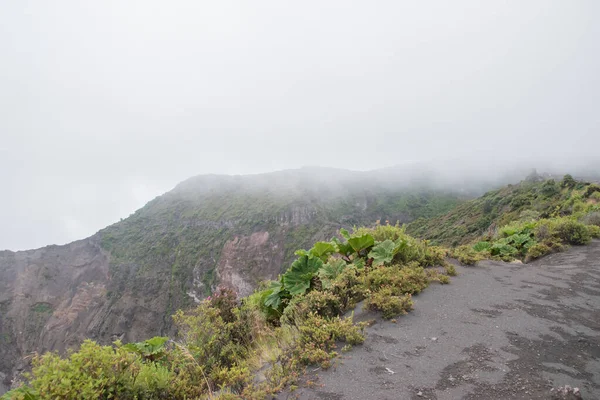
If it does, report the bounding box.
[0,166,467,392]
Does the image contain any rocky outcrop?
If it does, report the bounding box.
[215,231,285,297]
[0,238,110,389]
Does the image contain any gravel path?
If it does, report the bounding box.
[279,240,600,399]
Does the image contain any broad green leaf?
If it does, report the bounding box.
[490,243,517,257]
[264,280,284,309]
[144,336,169,350]
[508,233,533,248]
[393,237,416,262]
[368,240,396,267]
[282,255,323,296]
[122,336,168,357]
[309,241,337,260]
[352,257,366,269]
[294,249,309,257]
[318,259,347,288]
[473,241,491,252]
[347,234,375,253]
[340,228,351,240]
[334,238,354,256]
[393,237,411,254]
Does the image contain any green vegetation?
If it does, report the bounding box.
[97,180,463,339]
[407,174,596,246]
[5,173,599,399]
[410,175,600,264]
[468,216,598,263]
[258,222,447,321]
[30,303,52,314]
[3,223,452,399]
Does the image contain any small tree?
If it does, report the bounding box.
[561,174,576,189]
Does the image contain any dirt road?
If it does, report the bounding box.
[280,240,600,399]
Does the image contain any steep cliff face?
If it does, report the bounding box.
[0,168,466,391]
[0,238,110,389]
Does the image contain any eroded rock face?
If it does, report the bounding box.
[215,231,286,297]
[0,236,176,391]
[0,238,110,389]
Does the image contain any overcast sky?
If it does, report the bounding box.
[1,1,599,250]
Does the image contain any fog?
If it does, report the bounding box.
[1,1,598,250]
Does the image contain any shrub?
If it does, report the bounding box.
[525,243,552,262]
[209,286,239,323]
[552,219,591,245]
[26,340,139,400]
[543,237,567,253]
[444,263,457,276]
[490,241,518,260]
[0,386,38,400]
[519,209,540,222]
[362,265,430,296]
[354,221,405,242]
[482,198,494,214]
[473,241,491,252]
[421,245,447,267]
[534,218,591,246]
[498,220,536,238]
[328,267,367,311]
[582,211,600,227]
[122,336,168,362]
[587,225,600,239]
[561,174,576,188]
[282,290,343,325]
[293,313,365,368]
[510,193,533,209]
[171,294,265,394]
[584,184,600,198]
[540,179,560,197]
[450,245,483,265]
[132,362,172,398]
[366,288,413,319]
[534,222,552,241]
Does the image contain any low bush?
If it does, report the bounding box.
[525,243,552,262]
[450,245,483,265]
[582,211,600,227]
[362,265,430,296]
[25,340,140,400]
[444,263,457,276]
[468,214,595,264]
[587,225,600,238]
[366,288,413,319]
[328,267,367,311]
[292,313,366,368]
[550,219,591,245]
[281,291,342,326]
[473,241,491,252]
[583,184,600,198]
[421,245,447,267]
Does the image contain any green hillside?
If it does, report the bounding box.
[407,174,600,246]
[97,168,465,331]
[407,174,600,265]
[4,172,600,400]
